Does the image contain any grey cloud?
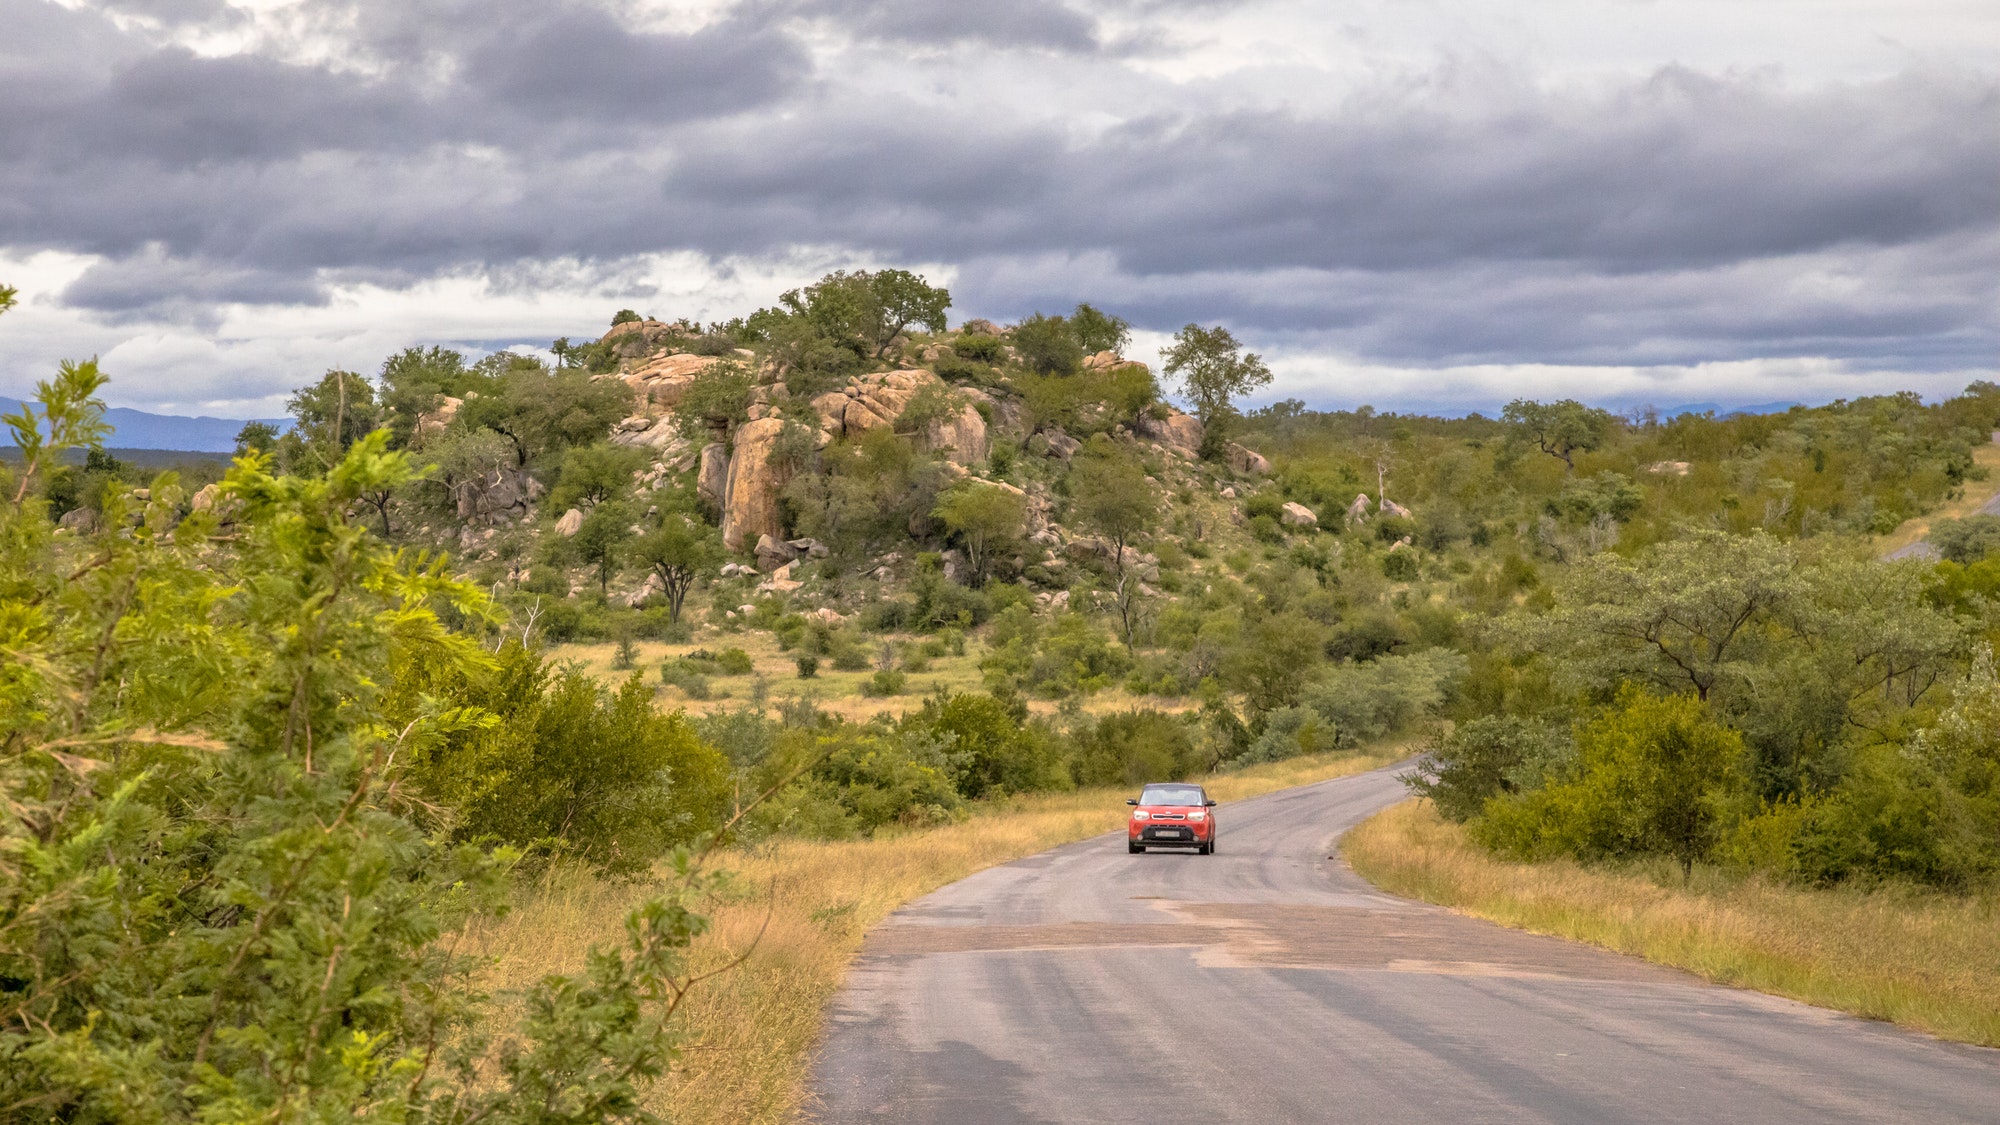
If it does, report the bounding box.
[790,0,1099,51]
[0,0,1993,382]
[460,6,810,123]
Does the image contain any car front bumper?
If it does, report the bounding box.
[1131,822,1210,845]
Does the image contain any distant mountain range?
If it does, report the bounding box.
[1660,401,1805,418]
[0,397,288,452]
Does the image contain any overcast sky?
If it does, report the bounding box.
[2,0,1995,418]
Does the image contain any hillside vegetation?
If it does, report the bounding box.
[14,269,2000,1118]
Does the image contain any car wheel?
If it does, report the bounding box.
[1209,834,1218,855]
[1197,838,1211,856]
[1128,841,1144,854]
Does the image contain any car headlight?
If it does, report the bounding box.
[1189,810,1206,820]
[1132,811,1149,820]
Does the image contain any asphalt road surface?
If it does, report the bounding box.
[806,765,2000,1123]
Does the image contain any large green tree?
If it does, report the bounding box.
[1501,398,1618,472]
[1160,324,1273,458]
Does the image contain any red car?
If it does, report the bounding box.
[1126,782,1219,854]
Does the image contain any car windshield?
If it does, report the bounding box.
[1139,785,1204,807]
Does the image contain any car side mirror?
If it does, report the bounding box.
[1125,798,1139,806]
[1204,799,1217,807]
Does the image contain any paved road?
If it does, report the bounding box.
[806,765,2000,1123]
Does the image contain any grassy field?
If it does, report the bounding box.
[461,746,1405,1123]
[549,629,1198,722]
[1875,438,2000,557]
[1345,799,2000,1047]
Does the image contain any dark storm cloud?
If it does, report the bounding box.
[1,0,1994,373]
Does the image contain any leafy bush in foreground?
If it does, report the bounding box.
[0,370,715,1122]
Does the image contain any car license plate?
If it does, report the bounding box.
[1157,829,1186,838]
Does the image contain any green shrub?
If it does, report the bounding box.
[1295,648,1466,746]
[904,691,1069,798]
[1383,550,1419,581]
[862,669,908,697]
[1068,710,1205,788]
[1407,715,1572,822]
[829,633,873,671]
[795,653,820,678]
[954,333,1005,361]
[1473,690,1744,879]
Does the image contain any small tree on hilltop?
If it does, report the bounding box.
[1501,398,1618,473]
[1013,312,1083,375]
[1161,323,1272,459]
[867,268,952,356]
[1070,303,1132,356]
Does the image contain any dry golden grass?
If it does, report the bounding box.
[1345,799,2000,1047]
[461,747,1403,1123]
[1875,439,2000,556]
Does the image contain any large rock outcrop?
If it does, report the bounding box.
[809,368,989,466]
[621,352,723,412]
[1134,408,1204,459]
[720,417,789,553]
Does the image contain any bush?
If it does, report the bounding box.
[1237,705,1341,766]
[953,333,1005,362]
[905,691,1069,798]
[1473,690,1744,878]
[795,653,820,678]
[1295,648,1466,746]
[1383,550,1420,581]
[1068,710,1205,788]
[862,669,908,697]
[1408,715,1571,823]
[751,724,967,838]
[1929,515,2000,564]
[414,652,732,873]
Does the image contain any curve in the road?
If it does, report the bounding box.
[806,765,2000,1124]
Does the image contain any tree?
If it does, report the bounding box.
[1068,441,1159,647]
[630,512,723,622]
[934,481,1027,587]
[548,442,647,511]
[1070,303,1132,355]
[672,358,756,444]
[233,420,280,457]
[378,344,472,448]
[770,269,951,360]
[866,268,952,355]
[1160,323,1272,458]
[1501,398,1617,472]
[279,369,382,472]
[1012,312,1083,375]
[566,500,636,596]
[612,308,642,325]
[455,361,634,470]
[1512,531,1963,798]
